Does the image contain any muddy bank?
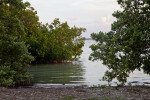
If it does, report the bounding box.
[0,86,150,100]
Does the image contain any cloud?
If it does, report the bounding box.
[101,16,112,25]
[99,16,116,32]
[101,17,107,23]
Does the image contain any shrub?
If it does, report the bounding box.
[0,36,34,87]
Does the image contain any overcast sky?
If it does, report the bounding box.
[23,0,121,38]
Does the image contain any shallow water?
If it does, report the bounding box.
[29,40,150,87]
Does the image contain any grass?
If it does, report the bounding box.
[86,98,125,100]
[60,97,125,100]
[60,96,75,100]
[100,98,125,100]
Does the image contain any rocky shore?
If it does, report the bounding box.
[0,86,150,100]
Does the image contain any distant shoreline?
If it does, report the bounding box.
[85,38,93,40]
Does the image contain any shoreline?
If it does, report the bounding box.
[1,86,150,100]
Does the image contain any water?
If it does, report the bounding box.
[29,40,150,87]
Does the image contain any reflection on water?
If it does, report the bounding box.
[29,62,85,84]
[29,40,150,86]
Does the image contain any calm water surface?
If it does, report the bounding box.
[29,40,150,86]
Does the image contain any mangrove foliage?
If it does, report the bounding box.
[89,0,150,85]
[0,0,85,86]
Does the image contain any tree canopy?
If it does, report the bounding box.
[0,0,86,86]
[17,2,86,64]
[89,0,150,84]
[0,0,34,86]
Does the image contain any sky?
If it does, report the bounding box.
[23,0,121,38]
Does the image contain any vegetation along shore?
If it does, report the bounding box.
[0,0,150,100]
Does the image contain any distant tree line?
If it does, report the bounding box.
[0,0,85,86]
